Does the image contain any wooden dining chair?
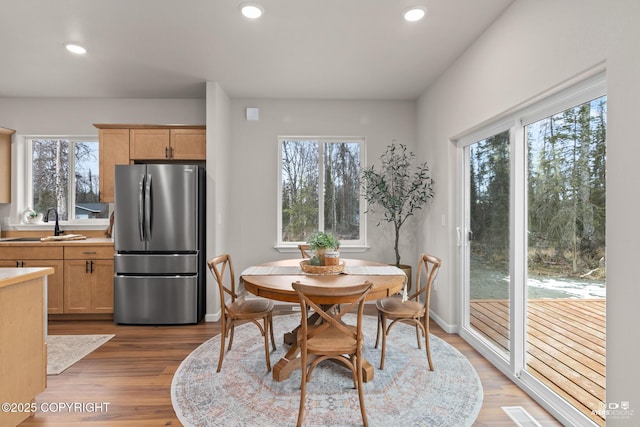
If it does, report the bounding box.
[297,244,312,258]
[292,280,373,427]
[375,253,442,370]
[207,254,276,372]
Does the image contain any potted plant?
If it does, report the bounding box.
[361,142,435,283]
[308,231,340,265]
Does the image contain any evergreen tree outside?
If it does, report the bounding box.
[469,95,606,298]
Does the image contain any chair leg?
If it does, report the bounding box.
[227,324,235,351]
[296,350,307,427]
[379,315,388,370]
[216,317,227,372]
[269,314,276,351]
[375,311,382,349]
[424,316,434,371]
[415,322,422,349]
[263,315,272,372]
[356,353,368,427]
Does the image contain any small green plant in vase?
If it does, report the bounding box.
[308,231,340,265]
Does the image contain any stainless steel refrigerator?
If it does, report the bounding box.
[114,164,205,324]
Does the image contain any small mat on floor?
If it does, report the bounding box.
[172,314,483,426]
[47,334,114,375]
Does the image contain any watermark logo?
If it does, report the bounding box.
[592,401,633,421]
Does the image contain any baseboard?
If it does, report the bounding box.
[204,310,221,322]
[430,310,459,334]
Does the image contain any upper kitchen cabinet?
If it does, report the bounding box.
[130,126,205,161]
[0,127,16,203]
[97,127,130,203]
[170,128,207,160]
[95,124,206,202]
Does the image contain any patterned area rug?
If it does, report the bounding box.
[172,314,482,426]
[47,334,114,375]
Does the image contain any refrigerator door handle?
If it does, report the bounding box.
[138,173,146,241]
[144,173,152,241]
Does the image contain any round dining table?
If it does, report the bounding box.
[240,258,406,382]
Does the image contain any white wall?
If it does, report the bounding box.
[205,82,231,320]
[225,98,418,274]
[417,0,639,422]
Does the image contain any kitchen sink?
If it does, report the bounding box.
[4,237,43,242]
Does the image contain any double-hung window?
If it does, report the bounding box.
[277,136,366,248]
[27,137,108,222]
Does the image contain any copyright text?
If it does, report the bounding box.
[2,401,110,413]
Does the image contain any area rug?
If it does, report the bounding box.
[172,314,483,426]
[47,334,114,375]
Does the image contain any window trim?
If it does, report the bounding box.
[14,134,109,229]
[275,135,368,252]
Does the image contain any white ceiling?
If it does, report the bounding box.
[0,0,513,100]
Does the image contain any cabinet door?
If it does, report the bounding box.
[0,260,64,314]
[64,259,92,313]
[170,129,206,160]
[92,259,114,313]
[130,129,171,160]
[99,128,130,203]
[0,128,15,203]
[63,258,114,313]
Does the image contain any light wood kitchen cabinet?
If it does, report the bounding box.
[130,128,170,160]
[0,127,16,203]
[63,246,114,314]
[0,246,64,314]
[95,123,205,205]
[98,127,130,203]
[170,128,207,160]
[130,127,205,160]
[0,268,51,427]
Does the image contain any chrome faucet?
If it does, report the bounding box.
[44,207,62,236]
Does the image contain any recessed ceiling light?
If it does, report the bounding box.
[64,42,87,55]
[239,2,264,19]
[403,6,427,22]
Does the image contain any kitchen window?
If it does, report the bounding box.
[27,137,108,223]
[277,137,366,249]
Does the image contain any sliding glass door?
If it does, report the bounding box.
[466,130,511,359]
[458,79,606,426]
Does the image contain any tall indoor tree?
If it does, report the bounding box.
[361,142,435,267]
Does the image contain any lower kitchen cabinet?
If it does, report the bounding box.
[0,247,64,314]
[63,246,114,314]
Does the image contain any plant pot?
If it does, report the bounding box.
[315,248,326,265]
[391,264,412,293]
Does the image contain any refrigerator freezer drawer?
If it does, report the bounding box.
[115,253,198,275]
[114,275,198,324]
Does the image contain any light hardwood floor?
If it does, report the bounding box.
[17,307,562,426]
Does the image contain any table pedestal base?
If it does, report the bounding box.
[273,327,376,382]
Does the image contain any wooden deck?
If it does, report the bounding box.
[470,298,605,426]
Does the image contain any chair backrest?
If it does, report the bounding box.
[298,244,312,258]
[408,253,442,306]
[292,281,373,343]
[207,254,238,311]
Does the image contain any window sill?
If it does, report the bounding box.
[7,221,109,232]
[274,245,370,254]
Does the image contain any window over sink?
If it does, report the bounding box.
[27,137,109,223]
